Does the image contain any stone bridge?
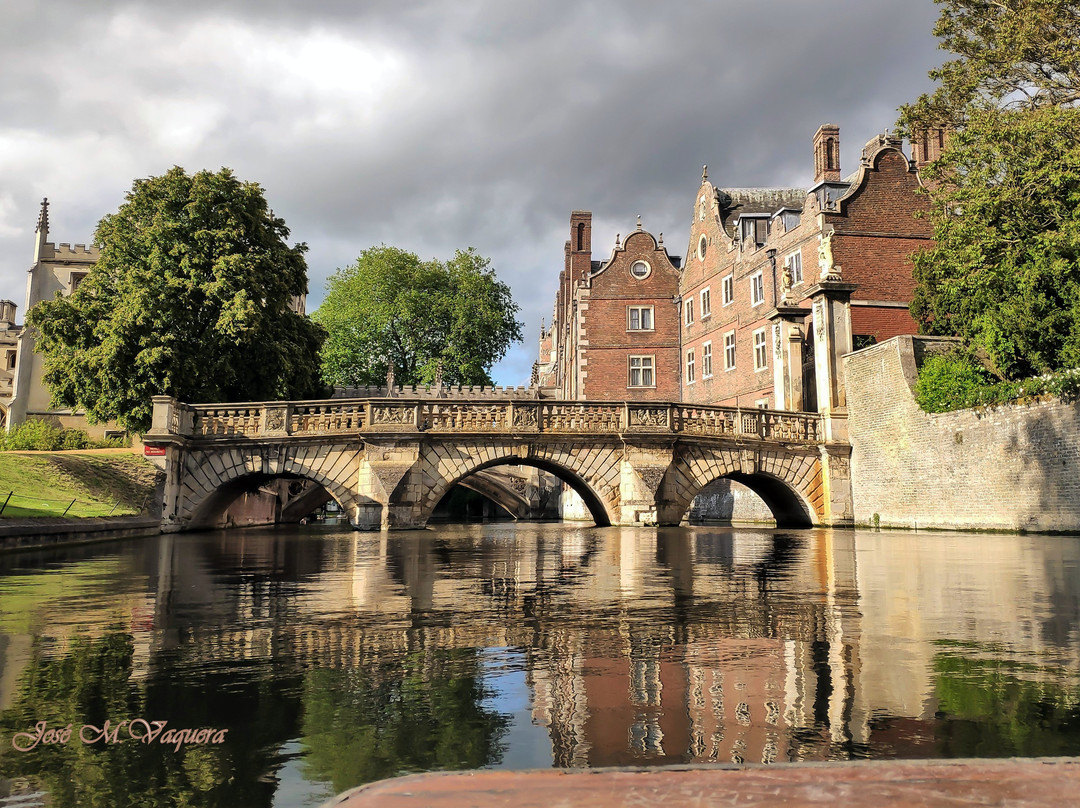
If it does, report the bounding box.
[145,396,852,531]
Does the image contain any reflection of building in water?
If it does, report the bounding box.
[12,526,1076,767]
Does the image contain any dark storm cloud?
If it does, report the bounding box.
[0,1,943,383]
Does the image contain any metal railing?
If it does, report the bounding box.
[148,396,823,445]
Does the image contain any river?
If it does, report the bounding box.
[0,523,1078,807]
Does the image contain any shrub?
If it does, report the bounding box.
[1,419,64,451]
[60,429,91,450]
[914,350,994,413]
[916,349,1080,413]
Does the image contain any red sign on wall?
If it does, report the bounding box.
[143,445,166,457]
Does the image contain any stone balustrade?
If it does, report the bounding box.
[148,396,822,445]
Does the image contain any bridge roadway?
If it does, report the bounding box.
[145,395,853,531]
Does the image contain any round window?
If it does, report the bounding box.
[630,260,650,279]
[698,234,708,260]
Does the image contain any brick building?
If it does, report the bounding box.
[681,126,935,409]
[539,124,940,412]
[536,212,683,401]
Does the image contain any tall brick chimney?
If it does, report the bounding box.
[813,124,841,183]
[912,126,948,170]
[568,210,592,283]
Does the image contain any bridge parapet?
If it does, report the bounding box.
[148,396,823,445]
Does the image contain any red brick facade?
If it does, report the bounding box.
[537,125,934,410]
[537,215,682,401]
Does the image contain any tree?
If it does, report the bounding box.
[27,167,327,432]
[314,245,523,388]
[899,0,1080,379]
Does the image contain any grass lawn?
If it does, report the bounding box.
[0,451,160,518]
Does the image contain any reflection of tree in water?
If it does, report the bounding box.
[0,630,296,808]
[932,642,1080,758]
[300,647,507,794]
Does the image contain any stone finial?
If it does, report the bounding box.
[658,232,664,246]
[636,214,642,231]
[702,164,708,181]
[615,233,621,248]
[36,198,49,235]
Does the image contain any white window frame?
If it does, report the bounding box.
[684,297,694,325]
[722,274,734,306]
[628,355,655,388]
[686,348,696,384]
[750,271,764,306]
[702,341,713,378]
[700,287,711,318]
[755,399,769,409]
[627,305,654,331]
[785,250,803,284]
[753,327,768,371]
[723,330,736,371]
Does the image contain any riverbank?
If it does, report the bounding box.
[0,450,159,518]
[0,450,162,551]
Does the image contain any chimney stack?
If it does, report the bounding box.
[813,124,841,183]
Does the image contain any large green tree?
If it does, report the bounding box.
[27,167,327,432]
[899,0,1080,379]
[314,245,523,387]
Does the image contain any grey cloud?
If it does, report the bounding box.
[0,1,943,385]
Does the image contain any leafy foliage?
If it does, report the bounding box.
[899,1,1080,381]
[915,348,1080,412]
[27,167,327,433]
[314,246,523,388]
[900,0,1080,132]
[0,419,127,451]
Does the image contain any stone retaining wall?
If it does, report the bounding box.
[0,515,160,552]
[844,335,1080,532]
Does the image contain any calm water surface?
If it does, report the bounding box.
[0,523,1078,807]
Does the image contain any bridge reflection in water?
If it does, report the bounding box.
[2,525,1079,806]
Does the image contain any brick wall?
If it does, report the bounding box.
[844,335,1080,532]
[581,230,681,401]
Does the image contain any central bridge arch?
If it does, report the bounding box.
[412,438,621,528]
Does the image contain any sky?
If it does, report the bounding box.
[0,0,945,386]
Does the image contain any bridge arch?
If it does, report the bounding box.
[414,439,619,527]
[453,470,533,520]
[657,445,821,528]
[175,443,372,530]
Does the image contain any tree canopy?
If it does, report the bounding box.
[314,246,523,388]
[27,167,327,432]
[899,0,1080,379]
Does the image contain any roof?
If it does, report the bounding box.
[714,187,807,236]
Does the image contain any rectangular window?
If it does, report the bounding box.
[684,298,694,325]
[750,271,764,306]
[723,331,736,370]
[629,355,655,387]
[627,305,654,331]
[700,287,711,318]
[722,274,734,305]
[756,399,769,409]
[785,250,803,284]
[70,272,87,292]
[702,341,713,378]
[686,349,696,384]
[753,328,768,371]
